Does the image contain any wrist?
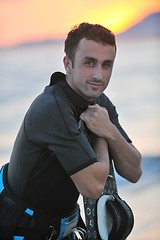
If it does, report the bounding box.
[103,123,118,141]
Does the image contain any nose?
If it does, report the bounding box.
[92,66,103,80]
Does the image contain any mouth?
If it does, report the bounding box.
[88,81,103,89]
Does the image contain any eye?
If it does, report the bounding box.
[103,62,113,69]
[84,60,94,66]
[84,57,97,67]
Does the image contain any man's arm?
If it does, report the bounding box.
[71,137,110,199]
[105,126,142,182]
[80,104,142,183]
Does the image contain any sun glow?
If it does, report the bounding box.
[0,0,160,48]
[86,1,160,34]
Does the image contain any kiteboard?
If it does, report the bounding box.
[79,119,118,239]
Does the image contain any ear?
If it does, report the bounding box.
[63,56,72,74]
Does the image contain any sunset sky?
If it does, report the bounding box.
[0,0,160,48]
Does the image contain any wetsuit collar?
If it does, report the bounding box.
[50,72,94,116]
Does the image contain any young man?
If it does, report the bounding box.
[0,23,142,239]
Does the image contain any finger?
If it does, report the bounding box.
[88,103,99,109]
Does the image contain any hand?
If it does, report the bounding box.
[80,104,142,183]
[80,104,113,138]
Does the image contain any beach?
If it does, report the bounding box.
[118,157,160,240]
[126,182,160,240]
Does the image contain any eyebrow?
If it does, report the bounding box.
[84,56,114,64]
[84,56,97,62]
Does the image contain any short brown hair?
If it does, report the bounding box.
[64,22,116,62]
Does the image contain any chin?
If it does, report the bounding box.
[86,94,101,101]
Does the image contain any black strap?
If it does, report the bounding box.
[14,215,87,240]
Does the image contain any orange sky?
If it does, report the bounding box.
[0,0,160,48]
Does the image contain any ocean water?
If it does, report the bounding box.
[0,37,160,239]
[0,38,159,163]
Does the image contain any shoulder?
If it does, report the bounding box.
[24,85,78,139]
[96,93,118,117]
[27,84,73,119]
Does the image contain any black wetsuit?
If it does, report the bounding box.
[1,72,132,238]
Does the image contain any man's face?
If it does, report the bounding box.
[65,38,116,101]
